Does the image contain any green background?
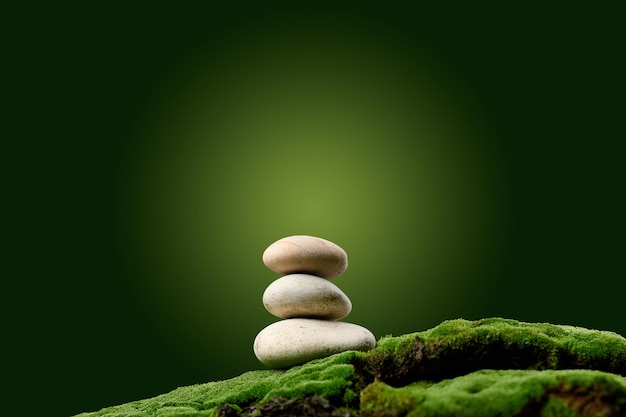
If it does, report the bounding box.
[6,3,624,416]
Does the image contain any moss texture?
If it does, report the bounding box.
[367,317,626,386]
[76,318,626,417]
[361,370,626,417]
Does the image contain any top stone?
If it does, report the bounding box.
[263,235,348,279]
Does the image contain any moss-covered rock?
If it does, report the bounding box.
[361,370,626,417]
[76,318,626,417]
[367,317,626,386]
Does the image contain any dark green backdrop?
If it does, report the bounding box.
[7,3,624,417]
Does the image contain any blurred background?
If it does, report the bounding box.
[6,3,624,416]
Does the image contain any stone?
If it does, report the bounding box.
[253,318,376,368]
[263,274,352,320]
[262,235,348,279]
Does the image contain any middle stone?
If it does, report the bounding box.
[263,274,352,320]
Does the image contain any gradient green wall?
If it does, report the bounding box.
[9,4,623,417]
[120,10,508,381]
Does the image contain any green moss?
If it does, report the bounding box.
[76,318,626,417]
[75,351,363,417]
[360,369,626,417]
[367,318,626,385]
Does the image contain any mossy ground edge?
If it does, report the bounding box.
[75,318,626,417]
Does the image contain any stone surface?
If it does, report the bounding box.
[262,274,352,320]
[253,318,376,368]
[262,235,348,279]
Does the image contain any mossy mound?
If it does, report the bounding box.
[367,317,626,386]
[361,370,626,417]
[75,352,364,417]
[76,318,626,417]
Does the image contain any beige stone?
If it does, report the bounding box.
[262,235,348,279]
[253,318,376,368]
[263,274,352,320]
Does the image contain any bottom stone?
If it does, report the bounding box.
[253,318,376,369]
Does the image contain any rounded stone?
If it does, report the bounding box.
[253,318,376,369]
[262,235,348,279]
[263,274,352,320]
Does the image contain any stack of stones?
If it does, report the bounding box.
[254,235,376,369]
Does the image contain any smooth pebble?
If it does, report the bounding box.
[253,318,376,369]
[262,235,348,279]
[263,274,352,320]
